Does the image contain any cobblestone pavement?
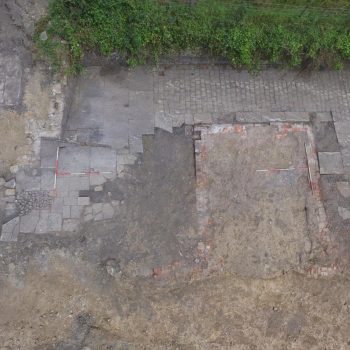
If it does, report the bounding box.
[1,64,350,244]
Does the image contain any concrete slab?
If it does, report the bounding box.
[89,147,116,172]
[40,139,58,169]
[40,169,55,190]
[77,196,90,206]
[58,146,90,173]
[336,182,350,198]
[318,152,344,175]
[20,213,40,233]
[0,54,22,107]
[1,217,20,242]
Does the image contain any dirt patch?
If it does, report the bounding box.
[1,251,350,349]
[0,110,29,173]
[194,124,322,278]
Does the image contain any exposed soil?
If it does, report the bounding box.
[1,128,350,349]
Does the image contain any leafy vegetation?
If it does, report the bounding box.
[35,0,350,73]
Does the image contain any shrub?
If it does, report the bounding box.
[35,0,350,73]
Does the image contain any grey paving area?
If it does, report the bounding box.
[0,53,22,107]
[1,64,350,242]
[66,65,350,173]
[65,66,153,153]
[0,141,118,240]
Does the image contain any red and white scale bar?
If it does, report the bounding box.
[53,146,113,191]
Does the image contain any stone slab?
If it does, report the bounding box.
[90,147,117,172]
[336,182,350,198]
[62,205,70,219]
[1,54,22,107]
[40,139,59,169]
[0,217,20,242]
[20,213,40,233]
[77,196,90,206]
[129,135,143,153]
[338,207,350,220]
[63,219,80,232]
[58,146,90,173]
[318,152,344,175]
[155,112,173,133]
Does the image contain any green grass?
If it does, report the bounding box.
[35,0,350,73]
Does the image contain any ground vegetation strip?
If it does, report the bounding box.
[36,0,350,71]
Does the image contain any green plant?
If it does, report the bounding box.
[35,0,350,74]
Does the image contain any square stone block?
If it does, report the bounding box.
[318,152,344,175]
[78,196,90,206]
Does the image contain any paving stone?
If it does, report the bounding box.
[63,219,80,232]
[58,146,90,173]
[83,213,94,222]
[84,206,93,215]
[70,205,83,219]
[4,179,16,189]
[194,112,212,124]
[63,196,78,206]
[55,177,70,197]
[129,117,154,136]
[20,213,40,233]
[237,112,262,123]
[334,122,350,147]
[336,182,350,198]
[40,138,58,168]
[90,174,106,186]
[184,112,194,125]
[16,174,41,192]
[116,164,125,176]
[62,206,70,219]
[36,213,62,233]
[0,217,20,242]
[40,209,50,218]
[170,111,185,128]
[78,196,90,206]
[283,112,310,122]
[341,148,350,168]
[68,176,90,191]
[51,197,64,213]
[331,110,350,123]
[5,189,15,196]
[155,112,173,133]
[10,165,19,174]
[2,55,22,107]
[48,215,63,238]
[261,112,309,122]
[40,169,55,191]
[94,212,104,221]
[318,152,344,175]
[102,203,114,219]
[117,154,137,165]
[92,203,102,215]
[90,147,117,172]
[129,135,143,153]
[34,215,47,233]
[338,207,350,220]
[313,112,332,122]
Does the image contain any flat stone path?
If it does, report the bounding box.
[2,64,350,241]
[65,65,350,173]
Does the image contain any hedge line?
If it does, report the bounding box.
[35,0,350,73]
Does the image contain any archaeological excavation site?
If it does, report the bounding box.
[1,1,350,349]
